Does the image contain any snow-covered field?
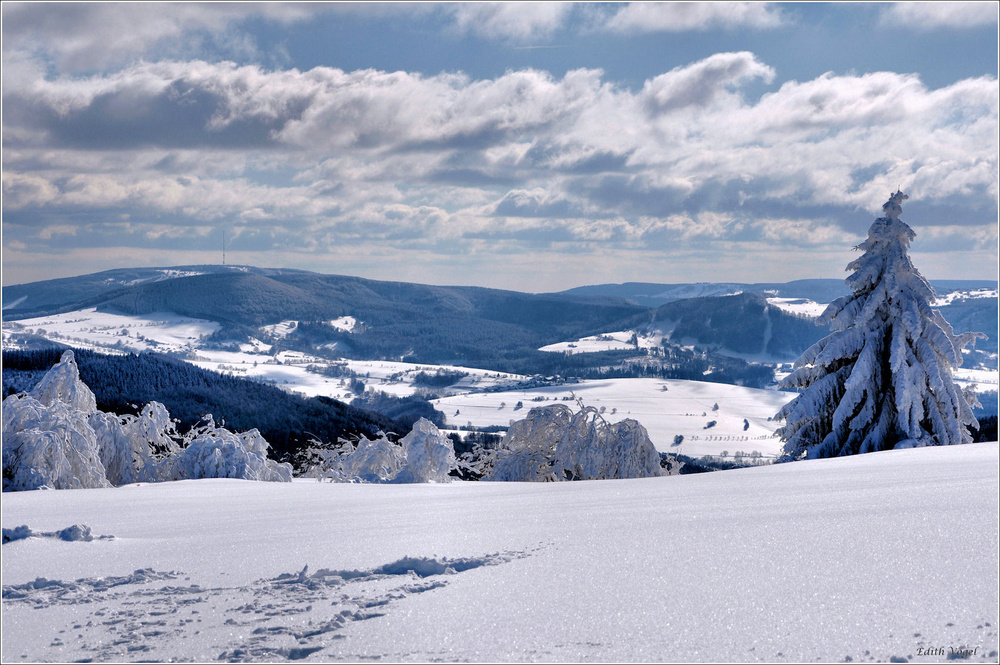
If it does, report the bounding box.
[539,330,663,354]
[953,367,1000,394]
[3,442,996,663]
[765,296,828,318]
[435,378,795,459]
[933,289,999,307]
[2,308,220,355]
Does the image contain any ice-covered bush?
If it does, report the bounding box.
[314,418,455,483]
[89,402,181,485]
[167,417,292,483]
[27,349,97,414]
[3,351,110,491]
[484,404,671,482]
[395,418,456,483]
[2,392,111,491]
[3,350,291,490]
[336,432,405,482]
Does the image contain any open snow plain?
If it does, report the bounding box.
[3,442,997,663]
[434,378,794,459]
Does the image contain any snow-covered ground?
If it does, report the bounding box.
[953,367,1000,394]
[261,317,359,340]
[766,296,828,318]
[182,351,527,402]
[933,288,999,307]
[765,289,999,316]
[260,319,299,339]
[328,316,359,333]
[3,442,996,663]
[2,308,526,402]
[2,308,220,355]
[435,378,795,459]
[539,330,663,354]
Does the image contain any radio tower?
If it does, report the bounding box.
[222,229,226,266]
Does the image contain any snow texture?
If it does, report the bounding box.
[2,350,292,490]
[486,404,670,481]
[2,442,996,663]
[775,191,983,459]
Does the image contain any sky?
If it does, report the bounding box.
[2,2,998,292]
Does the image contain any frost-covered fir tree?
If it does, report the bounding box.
[775,190,982,460]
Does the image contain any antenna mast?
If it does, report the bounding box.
[222,229,226,266]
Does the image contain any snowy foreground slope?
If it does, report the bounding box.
[3,443,997,663]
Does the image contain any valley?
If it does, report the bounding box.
[3,266,997,465]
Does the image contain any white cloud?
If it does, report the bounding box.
[0,3,324,73]
[447,3,572,41]
[882,2,998,29]
[2,51,996,286]
[603,2,786,33]
[642,52,775,113]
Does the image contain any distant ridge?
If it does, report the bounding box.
[1,266,649,369]
[3,266,995,363]
[560,279,999,308]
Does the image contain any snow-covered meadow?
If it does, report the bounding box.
[539,330,664,354]
[3,442,997,663]
[434,378,794,460]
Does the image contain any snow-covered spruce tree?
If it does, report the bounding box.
[775,191,982,459]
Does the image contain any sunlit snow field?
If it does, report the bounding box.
[433,378,794,459]
[2,443,997,663]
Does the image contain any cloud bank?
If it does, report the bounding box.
[2,4,997,289]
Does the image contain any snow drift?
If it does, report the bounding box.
[2,350,292,490]
[485,404,673,481]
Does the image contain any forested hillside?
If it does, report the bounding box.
[651,293,826,358]
[4,268,649,368]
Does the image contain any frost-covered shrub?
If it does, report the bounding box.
[317,418,455,483]
[169,418,292,483]
[27,350,97,414]
[484,404,671,482]
[556,408,663,480]
[487,405,566,482]
[3,351,111,491]
[3,350,291,490]
[2,393,111,491]
[89,402,182,485]
[339,432,406,482]
[395,418,455,483]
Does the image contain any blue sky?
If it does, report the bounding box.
[2,2,997,291]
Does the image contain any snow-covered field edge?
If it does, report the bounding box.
[2,441,997,663]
